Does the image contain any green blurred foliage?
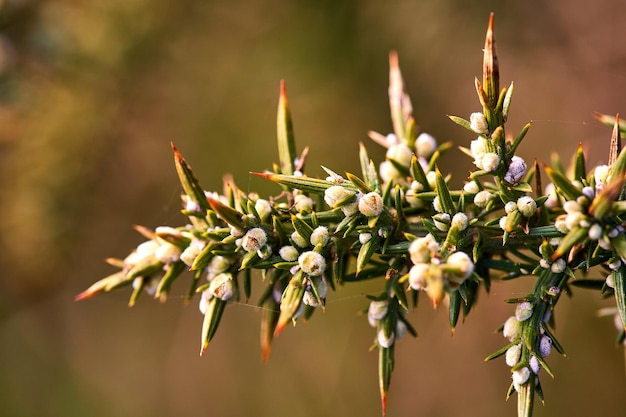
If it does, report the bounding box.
[1,1,625,416]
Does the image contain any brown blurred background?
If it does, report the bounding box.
[1,1,625,416]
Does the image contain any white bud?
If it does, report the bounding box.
[358,192,384,217]
[481,152,500,172]
[386,143,413,167]
[155,242,182,264]
[298,251,326,276]
[180,239,205,267]
[474,190,493,208]
[503,316,522,341]
[377,328,395,348]
[470,112,489,135]
[368,300,389,321]
[517,196,537,217]
[408,234,438,264]
[512,367,530,385]
[198,290,212,314]
[433,213,451,231]
[446,251,474,283]
[291,231,308,248]
[426,171,437,189]
[310,226,330,247]
[515,301,533,321]
[451,212,469,231]
[595,164,610,185]
[544,183,559,209]
[324,185,355,208]
[409,264,429,290]
[505,201,518,214]
[463,181,479,194]
[208,273,236,301]
[415,132,437,158]
[241,227,267,252]
[470,137,489,161]
[279,245,299,262]
[255,199,272,222]
[505,344,522,367]
[588,223,603,240]
[432,196,442,213]
[294,194,314,212]
[563,200,582,214]
[606,273,615,289]
[359,232,372,244]
[551,258,567,273]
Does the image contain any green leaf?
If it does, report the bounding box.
[155,260,187,301]
[276,80,297,175]
[435,166,455,215]
[208,198,246,230]
[613,267,626,333]
[171,143,210,212]
[378,344,394,417]
[356,235,381,275]
[200,297,227,355]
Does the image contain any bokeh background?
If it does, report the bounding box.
[1,1,626,416]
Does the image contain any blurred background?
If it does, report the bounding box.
[1,1,626,416]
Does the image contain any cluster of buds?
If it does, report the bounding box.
[499,299,556,396]
[407,234,474,308]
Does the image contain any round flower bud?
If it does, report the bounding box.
[517,196,537,217]
[415,132,437,158]
[515,301,533,322]
[470,137,489,161]
[481,152,500,172]
[503,316,522,341]
[368,300,389,321]
[255,199,272,222]
[409,264,429,290]
[208,273,236,301]
[180,239,205,267]
[588,223,603,240]
[298,251,326,276]
[529,356,541,374]
[539,335,553,357]
[395,320,408,341]
[279,245,299,262]
[463,181,479,194]
[446,251,474,282]
[474,190,493,208]
[470,112,489,135]
[426,171,437,189]
[154,241,182,264]
[358,192,384,217]
[377,328,395,348]
[310,226,330,247]
[198,290,212,314]
[359,232,372,244]
[504,156,527,184]
[544,183,559,209]
[408,236,433,264]
[595,164,610,185]
[432,196,442,213]
[433,213,451,232]
[512,367,530,385]
[241,227,267,252]
[505,344,522,367]
[606,273,615,289]
[291,231,308,248]
[386,143,413,167]
[551,258,566,273]
[505,201,518,214]
[563,200,582,214]
[451,212,469,231]
[294,194,314,212]
[324,185,355,208]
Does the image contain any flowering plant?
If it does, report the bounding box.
[76,13,626,417]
